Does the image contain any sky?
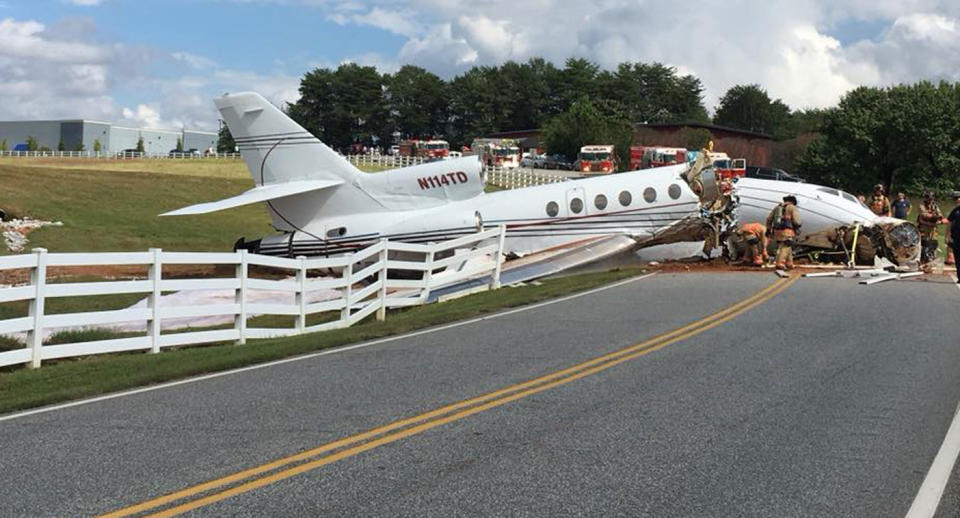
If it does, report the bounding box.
[1,0,958,131]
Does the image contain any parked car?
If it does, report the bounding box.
[520,153,547,169]
[116,148,141,158]
[744,166,804,182]
[543,154,572,170]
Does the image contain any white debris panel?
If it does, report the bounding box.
[1,218,63,253]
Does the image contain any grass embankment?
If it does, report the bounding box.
[0,158,390,254]
[0,267,644,415]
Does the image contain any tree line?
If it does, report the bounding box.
[235,58,960,195]
[285,58,711,152]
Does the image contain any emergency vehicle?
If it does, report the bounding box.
[629,147,687,170]
[576,145,616,175]
[705,151,746,180]
[398,139,450,159]
[472,138,521,169]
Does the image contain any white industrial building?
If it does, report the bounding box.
[0,119,217,154]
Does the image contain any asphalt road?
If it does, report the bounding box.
[1,272,959,517]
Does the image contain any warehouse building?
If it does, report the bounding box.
[0,119,217,154]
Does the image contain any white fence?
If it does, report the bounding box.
[0,150,242,160]
[0,227,507,369]
[347,154,426,169]
[483,166,570,190]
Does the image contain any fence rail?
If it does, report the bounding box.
[0,150,242,160]
[0,226,507,369]
[483,166,570,189]
[346,154,427,169]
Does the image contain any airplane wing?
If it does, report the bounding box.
[160,179,343,216]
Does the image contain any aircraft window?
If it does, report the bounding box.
[619,190,632,206]
[546,201,559,217]
[594,194,608,210]
[643,187,657,203]
[841,192,858,204]
[668,184,682,200]
[570,197,584,214]
[817,187,839,197]
[326,227,346,238]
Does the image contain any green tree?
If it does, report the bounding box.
[448,66,506,147]
[175,137,183,152]
[57,138,65,152]
[713,84,791,138]
[0,139,6,151]
[601,62,708,123]
[385,65,449,140]
[75,143,85,152]
[135,136,145,153]
[288,63,389,151]
[26,136,38,151]
[93,138,101,153]
[543,96,634,168]
[217,124,235,153]
[796,82,960,194]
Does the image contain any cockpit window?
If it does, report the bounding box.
[841,192,858,204]
[817,187,839,197]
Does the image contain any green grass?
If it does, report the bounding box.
[0,159,390,255]
[0,267,644,414]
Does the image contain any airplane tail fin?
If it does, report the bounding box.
[215,92,362,186]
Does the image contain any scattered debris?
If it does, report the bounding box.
[1,218,63,253]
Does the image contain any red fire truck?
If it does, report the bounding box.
[472,138,521,168]
[576,145,616,174]
[398,139,450,159]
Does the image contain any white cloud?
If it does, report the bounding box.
[0,16,300,131]
[334,0,960,110]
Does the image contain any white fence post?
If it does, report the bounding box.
[235,249,248,344]
[296,255,307,333]
[148,248,162,353]
[27,248,47,369]
[491,225,507,290]
[419,248,436,303]
[376,238,388,321]
[341,261,353,324]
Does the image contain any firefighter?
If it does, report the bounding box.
[948,192,960,275]
[737,222,768,266]
[868,184,892,217]
[916,192,947,264]
[766,195,801,270]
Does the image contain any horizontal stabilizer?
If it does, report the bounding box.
[160,179,342,216]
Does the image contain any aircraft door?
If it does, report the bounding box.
[565,187,587,217]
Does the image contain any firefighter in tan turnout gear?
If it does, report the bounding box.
[916,192,947,264]
[766,195,801,270]
[735,222,768,266]
[868,184,892,217]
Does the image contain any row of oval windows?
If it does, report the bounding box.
[546,184,683,217]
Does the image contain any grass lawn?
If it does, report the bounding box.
[0,267,645,414]
[0,158,392,254]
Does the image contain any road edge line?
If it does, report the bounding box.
[0,272,657,423]
[904,273,960,518]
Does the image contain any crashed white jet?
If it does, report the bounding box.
[164,92,920,269]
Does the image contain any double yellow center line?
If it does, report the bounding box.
[102,275,798,518]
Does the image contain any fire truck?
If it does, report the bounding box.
[576,145,616,175]
[704,151,746,180]
[398,139,450,159]
[629,146,687,170]
[472,138,521,168]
